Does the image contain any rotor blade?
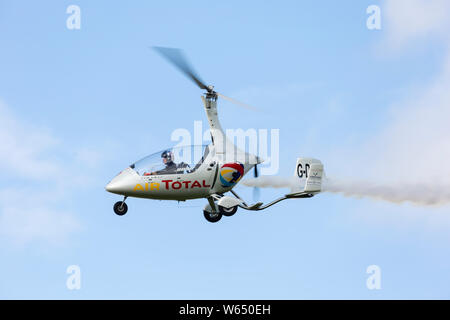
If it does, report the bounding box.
[152,46,208,90]
[217,92,258,111]
[254,165,259,178]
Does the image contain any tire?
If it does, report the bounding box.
[219,205,238,217]
[203,210,222,223]
[114,201,128,216]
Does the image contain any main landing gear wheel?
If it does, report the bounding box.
[218,205,238,217]
[203,210,222,223]
[114,201,128,216]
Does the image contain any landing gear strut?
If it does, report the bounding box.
[203,196,240,222]
[203,197,222,223]
[113,197,128,216]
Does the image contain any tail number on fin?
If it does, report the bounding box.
[297,163,310,178]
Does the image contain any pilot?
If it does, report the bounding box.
[148,150,189,175]
[160,150,177,174]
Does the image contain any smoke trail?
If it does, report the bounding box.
[323,178,450,206]
[241,176,450,206]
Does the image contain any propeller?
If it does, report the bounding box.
[253,164,260,201]
[152,46,257,110]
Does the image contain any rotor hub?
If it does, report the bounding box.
[205,91,218,101]
[205,85,218,100]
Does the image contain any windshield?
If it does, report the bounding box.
[131,145,210,176]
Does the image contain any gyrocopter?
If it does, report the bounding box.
[105,47,324,223]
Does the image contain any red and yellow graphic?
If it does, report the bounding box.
[219,163,244,187]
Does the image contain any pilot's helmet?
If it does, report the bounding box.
[161,150,174,163]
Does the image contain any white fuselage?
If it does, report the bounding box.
[105,95,262,201]
[105,143,256,200]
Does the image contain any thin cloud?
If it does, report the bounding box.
[326,1,450,207]
[384,0,450,50]
[0,102,63,180]
[0,100,101,246]
[0,189,81,246]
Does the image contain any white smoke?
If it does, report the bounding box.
[323,178,450,206]
[242,175,450,206]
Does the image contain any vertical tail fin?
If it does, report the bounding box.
[290,158,324,194]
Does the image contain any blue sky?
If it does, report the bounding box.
[1,0,450,299]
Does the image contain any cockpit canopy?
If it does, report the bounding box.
[131,145,210,176]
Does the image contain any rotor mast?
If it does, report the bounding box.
[152,46,257,157]
[201,87,227,154]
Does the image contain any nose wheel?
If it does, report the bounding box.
[113,197,128,216]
